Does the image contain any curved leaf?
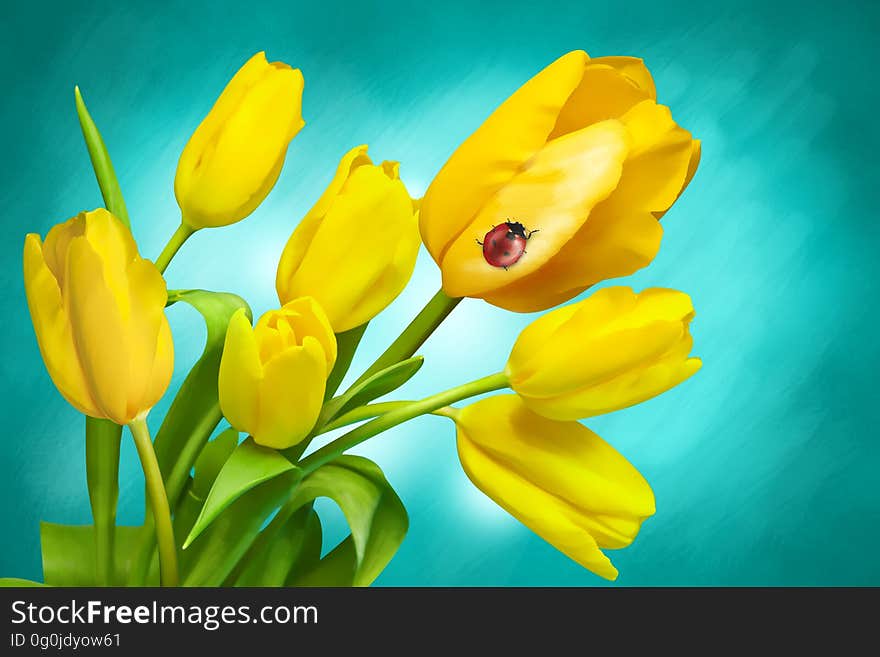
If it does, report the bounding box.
[192,428,240,499]
[180,471,299,586]
[325,322,368,400]
[183,437,301,548]
[319,356,423,429]
[0,578,46,587]
[287,455,408,586]
[74,85,130,227]
[231,506,322,587]
[154,289,251,508]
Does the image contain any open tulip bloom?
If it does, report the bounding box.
[5,48,701,588]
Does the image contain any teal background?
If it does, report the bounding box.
[1,0,878,585]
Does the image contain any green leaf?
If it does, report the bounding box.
[192,428,240,499]
[231,506,322,586]
[154,289,251,509]
[325,323,368,400]
[287,455,408,586]
[180,472,299,586]
[0,578,46,587]
[40,523,145,586]
[84,417,121,586]
[319,356,424,429]
[74,86,130,228]
[183,437,301,548]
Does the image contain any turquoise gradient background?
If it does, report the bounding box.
[2,0,878,586]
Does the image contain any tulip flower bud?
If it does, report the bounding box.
[218,297,337,449]
[175,51,305,229]
[420,50,700,312]
[23,209,174,424]
[455,395,655,580]
[506,286,701,420]
[275,145,420,333]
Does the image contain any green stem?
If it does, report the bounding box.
[155,222,196,274]
[128,417,179,587]
[316,401,411,435]
[353,289,460,386]
[84,417,121,586]
[299,372,508,474]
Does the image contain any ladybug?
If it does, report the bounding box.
[476,221,538,269]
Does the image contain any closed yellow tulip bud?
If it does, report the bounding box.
[275,145,419,332]
[23,209,174,424]
[218,297,337,449]
[175,51,305,229]
[455,395,655,580]
[506,286,701,420]
[420,50,700,312]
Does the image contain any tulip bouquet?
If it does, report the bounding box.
[3,49,700,587]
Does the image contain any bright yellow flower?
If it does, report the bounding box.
[420,50,700,312]
[23,209,174,424]
[175,51,305,229]
[506,286,701,420]
[455,395,655,580]
[218,297,337,449]
[275,145,419,333]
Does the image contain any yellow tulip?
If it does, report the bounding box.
[218,297,337,449]
[175,51,305,229]
[23,209,174,424]
[420,50,700,312]
[455,395,655,580]
[506,286,701,420]
[275,145,419,332]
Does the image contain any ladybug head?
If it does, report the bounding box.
[505,221,528,238]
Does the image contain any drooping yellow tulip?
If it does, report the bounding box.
[218,297,337,449]
[175,51,305,229]
[454,395,655,580]
[506,286,701,420]
[420,50,700,312]
[275,145,419,332]
[23,209,174,424]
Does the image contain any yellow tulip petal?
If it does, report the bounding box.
[340,208,421,331]
[280,166,418,332]
[276,145,372,303]
[656,139,701,219]
[182,68,304,226]
[41,215,85,287]
[141,318,174,416]
[615,100,694,214]
[525,349,702,420]
[274,297,337,371]
[64,236,130,423]
[549,63,651,140]
[459,396,655,520]
[440,120,629,298]
[123,257,172,417]
[254,337,326,449]
[218,309,263,434]
[457,431,619,580]
[420,50,590,261]
[505,302,580,377]
[590,56,657,99]
[514,320,686,399]
[177,53,276,197]
[23,234,101,417]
